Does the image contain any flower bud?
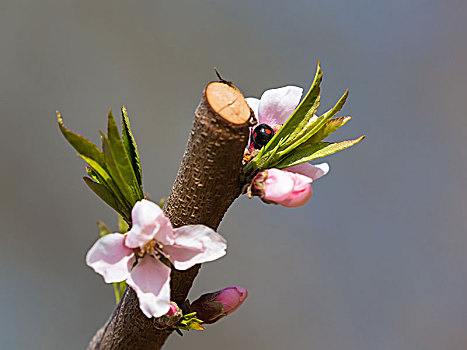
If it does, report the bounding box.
[190,286,248,324]
[251,168,313,207]
[155,302,183,329]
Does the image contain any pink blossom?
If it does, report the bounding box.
[251,166,328,207]
[190,286,248,324]
[86,199,227,318]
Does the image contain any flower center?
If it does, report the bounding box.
[136,239,165,258]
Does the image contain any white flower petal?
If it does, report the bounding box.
[287,162,329,180]
[164,225,227,270]
[126,256,171,318]
[258,86,303,126]
[245,98,260,119]
[153,213,175,246]
[126,199,174,248]
[85,233,135,283]
[132,199,164,228]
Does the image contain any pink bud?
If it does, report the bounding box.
[252,169,313,207]
[167,302,178,316]
[190,286,248,324]
[155,302,182,329]
[214,286,248,316]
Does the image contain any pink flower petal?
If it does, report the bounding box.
[125,200,174,248]
[257,169,314,207]
[132,199,163,228]
[280,187,313,207]
[126,255,171,318]
[163,225,227,270]
[263,169,295,203]
[85,233,135,283]
[280,173,313,207]
[153,213,175,246]
[245,97,260,118]
[287,162,329,180]
[258,86,303,125]
[293,172,313,188]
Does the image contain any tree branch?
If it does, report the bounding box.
[87,81,252,350]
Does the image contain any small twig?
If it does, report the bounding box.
[214,67,233,86]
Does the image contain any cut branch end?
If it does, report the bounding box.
[205,82,251,125]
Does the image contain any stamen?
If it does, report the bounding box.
[135,239,168,261]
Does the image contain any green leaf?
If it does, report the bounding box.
[261,62,323,155]
[97,221,111,237]
[59,108,145,223]
[57,112,105,166]
[121,106,143,189]
[101,132,139,207]
[275,135,366,169]
[113,281,127,304]
[279,90,349,155]
[78,154,129,211]
[86,167,100,183]
[258,136,286,170]
[118,214,129,234]
[83,177,131,221]
[183,312,198,320]
[306,116,352,144]
[177,312,205,331]
[106,110,143,201]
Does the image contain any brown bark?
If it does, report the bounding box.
[87,81,251,350]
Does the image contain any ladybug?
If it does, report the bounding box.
[251,123,275,149]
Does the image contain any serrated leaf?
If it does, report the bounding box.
[86,166,112,193]
[85,166,132,219]
[101,132,139,207]
[306,116,352,144]
[97,221,111,237]
[279,90,348,155]
[107,110,143,201]
[83,177,131,221]
[305,135,365,160]
[57,112,105,166]
[121,106,143,189]
[261,62,323,155]
[275,135,365,169]
[79,154,129,211]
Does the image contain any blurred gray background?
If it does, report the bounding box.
[1,0,467,349]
